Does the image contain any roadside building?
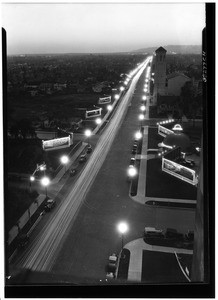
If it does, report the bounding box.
[166,72,191,96]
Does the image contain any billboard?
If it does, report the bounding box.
[85,108,102,119]
[162,158,198,186]
[158,124,174,137]
[98,96,111,105]
[42,135,71,151]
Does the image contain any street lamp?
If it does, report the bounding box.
[60,155,69,173]
[135,131,142,140]
[139,114,145,127]
[140,105,146,112]
[142,95,147,101]
[114,94,120,100]
[117,222,128,257]
[107,104,113,111]
[128,166,137,178]
[29,176,35,193]
[84,129,92,145]
[41,176,50,198]
[120,86,125,92]
[95,118,102,125]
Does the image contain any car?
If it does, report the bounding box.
[132,144,138,154]
[144,227,164,238]
[70,169,77,176]
[129,157,136,167]
[87,146,92,153]
[44,199,56,211]
[106,272,115,279]
[107,253,118,274]
[79,153,87,163]
[165,228,184,240]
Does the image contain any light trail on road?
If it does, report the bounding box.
[14,57,152,273]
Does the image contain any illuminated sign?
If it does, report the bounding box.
[42,136,71,151]
[98,96,111,105]
[162,158,198,186]
[85,108,102,119]
[158,125,174,137]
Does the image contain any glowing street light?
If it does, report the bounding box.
[107,104,113,111]
[41,176,50,198]
[117,222,129,256]
[120,86,125,92]
[95,118,102,125]
[128,167,137,177]
[139,114,145,127]
[60,155,69,173]
[135,131,142,140]
[29,175,35,193]
[85,129,92,137]
[140,105,146,112]
[30,176,35,182]
[142,95,147,101]
[114,94,120,100]
[85,129,92,145]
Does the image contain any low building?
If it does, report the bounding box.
[166,72,191,96]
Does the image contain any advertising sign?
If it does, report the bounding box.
[162,158,198,186]
[42,136,71,151]
[86,108,102,119]
[158,124,174,137]
[98,96,111,105]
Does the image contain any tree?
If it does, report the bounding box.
[17,118,36,139]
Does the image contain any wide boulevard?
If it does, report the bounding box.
[11,57,195,284]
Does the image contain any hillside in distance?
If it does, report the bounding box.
[132,45,202,54]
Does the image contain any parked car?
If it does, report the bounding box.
[44,199,56,212]
[129,157,136,167]
[165,228,184,240]
[79,153,87,163]
[132,144,138,154]
[70,169,77,176]
[144,227,164,238]
[107,253,118,274]
[87,145,92,153]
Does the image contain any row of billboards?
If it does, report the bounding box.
[85,96,112,118]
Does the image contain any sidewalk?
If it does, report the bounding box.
[125,238,193,282]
